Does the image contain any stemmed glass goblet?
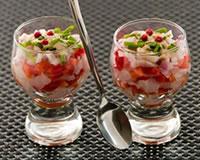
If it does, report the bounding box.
[110,18,191,144]
[11,16,90,146]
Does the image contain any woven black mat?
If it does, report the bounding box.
[0,0,200,159]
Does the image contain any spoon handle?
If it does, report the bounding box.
[68,0,105,95]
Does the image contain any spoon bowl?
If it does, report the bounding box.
[97,97,132,149]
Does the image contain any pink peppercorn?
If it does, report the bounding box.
[47,31,54,36]
[145,28,153,36]
[41,39,48,45]
[155,36,163,42]
[34,31,41,38]
[141,34,148,41]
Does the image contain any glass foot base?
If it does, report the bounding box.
[127,108,180,145]
[25,107,82,146]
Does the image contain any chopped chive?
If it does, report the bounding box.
[76,43,83,48]
[167,43,176,49]
[62,25,75,36]
[155,27,168,33]
[68,36,76,42]
[50,38,61,46]
[38,36,45,40]
[61,25,75,39]
[170,46,178,52]
[59,54,66,64]
[21,41,32,47]
[54,27,62,33]
[32,42,43,49]
[154,44,161,53]
[66,40,76,45]
[137,41,145,48]
[149,42,157,49]
[65,25,75,32]
[66,36,77,45]
[123,33,137,38]
[61,34,69,40]
[124,41,138,50]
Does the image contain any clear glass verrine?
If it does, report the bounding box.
[11,16,90,146]
[110,18,191,144]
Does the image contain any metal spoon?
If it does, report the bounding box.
[68,0,132,149]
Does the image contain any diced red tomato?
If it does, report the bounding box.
[41,80,63,92]
[66,78,78,88]
[60,81,69,87]
[75,68,84,77]
[155,73,169,82]
[155,73,175,83]
[168,74,176,82]
[74,48,85,58]
[64,57,78,75]
[35,59,51,73]
[66,68,84,86]
[130,85,146,95]
[115,51,126,71]
[137,76,149,81]
[23,62,40,78]
[124,56,131,68]
[130,67,161,81]
[178,54,190,69]
[47,64,65,79]
[130,67,145,81]
[131,85,138,95]
[142,67,161,76]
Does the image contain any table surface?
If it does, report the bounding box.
[0,0,200,159]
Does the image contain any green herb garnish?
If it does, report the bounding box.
[149,42,157,49]
[124,41,138,50]
[124,33,136,38]
[168,44,178,52]
[167,43,176,49]
[155,27,168,33]
[38,36,45,40]
[148,42,161,54]
[20,25,79,53]
[66,36,77,45]
[76,43,83,49]
[61,25,75,40]
[59,54,66,64]
[50,38,61,46]
[154,44,161,53]
[32,42,43,49]
[123,33,141,39]
[137,41,145,48]
[21,41,32,47]
[54,27,62,33]
[62,25,75,35]
[63,25,75,33]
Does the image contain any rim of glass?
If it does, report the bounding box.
[13,16,76,53]
[113,18,187,55]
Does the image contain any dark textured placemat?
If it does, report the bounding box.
[0,0,200,159]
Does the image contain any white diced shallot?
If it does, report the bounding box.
[29,73,51,90]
